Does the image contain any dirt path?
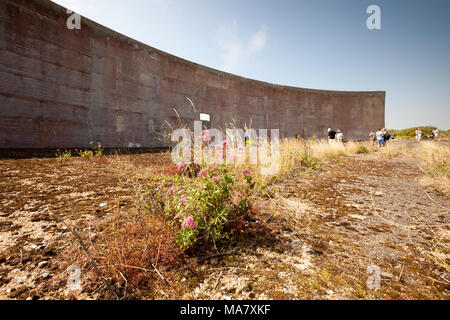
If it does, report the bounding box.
[0,149,448,299]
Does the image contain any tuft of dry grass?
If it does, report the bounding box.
[376,143,411,159]
[417,141,450,164]
[371,140,449,195]
[232,138,378,182]
[307,140,347,160]
[306,140,376,160]
[372,140,449,194]
[416,141,450,195]
[234,139,374,183]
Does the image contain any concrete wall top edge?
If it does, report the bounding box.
[39,0,385,97]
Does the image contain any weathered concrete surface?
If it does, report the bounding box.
[0,0,385,150]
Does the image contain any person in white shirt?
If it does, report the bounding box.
[433,128,439,138]
[415,128,422,141]
[376,129,384,147]
[336,129,344,143]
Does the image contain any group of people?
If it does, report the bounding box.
[369,128,391,147]
[327,128,344,143]
[368,128,439,146]
[327,127,440,146]
[416,128,439,141]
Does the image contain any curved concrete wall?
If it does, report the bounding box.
[0,0,385,150]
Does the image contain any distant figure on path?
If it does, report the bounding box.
[415,128,422,141]
[328,128,337,143]
[383,128,390,145]
[433,128,439,138]
[376,129,384,147]
[336,129,344,143]
[369,130,376,145]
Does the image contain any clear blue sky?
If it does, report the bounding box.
[52,0,450,130]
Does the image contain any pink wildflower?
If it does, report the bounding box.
[177,162,185,171]
[179,198,187,205]
[196,184,202,189]
[182,216,198,229]
[197,169,207,178]
[243,169,251,175]
[236,193,243,198]
[222,140,228,146]
[212,176,219,182]
[168,188,175,196]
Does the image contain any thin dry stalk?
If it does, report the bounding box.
[63,220,119,300]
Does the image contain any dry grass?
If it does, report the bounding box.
[276,139,377,173]
[307,140,376,160]
[417,141,450,164]
[372,140,449,195]
[228,139,379,184]
[416,141,450,195]
[376,142,412,159]
[221,139,381,186]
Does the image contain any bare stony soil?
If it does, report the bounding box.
[0,154,164,299]
[0,145,448,300]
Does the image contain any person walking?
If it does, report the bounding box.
[369,130,376,145]
[376,129,384,147]
[369,130,377,146]
[433,128,439,139]
[382,128,390,146]
[415,128,422,141]
[336,129,344,143]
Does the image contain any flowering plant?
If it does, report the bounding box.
[143,164,253,250]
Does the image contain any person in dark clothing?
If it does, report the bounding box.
[383,129,390,145]
[327,128,337,143]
